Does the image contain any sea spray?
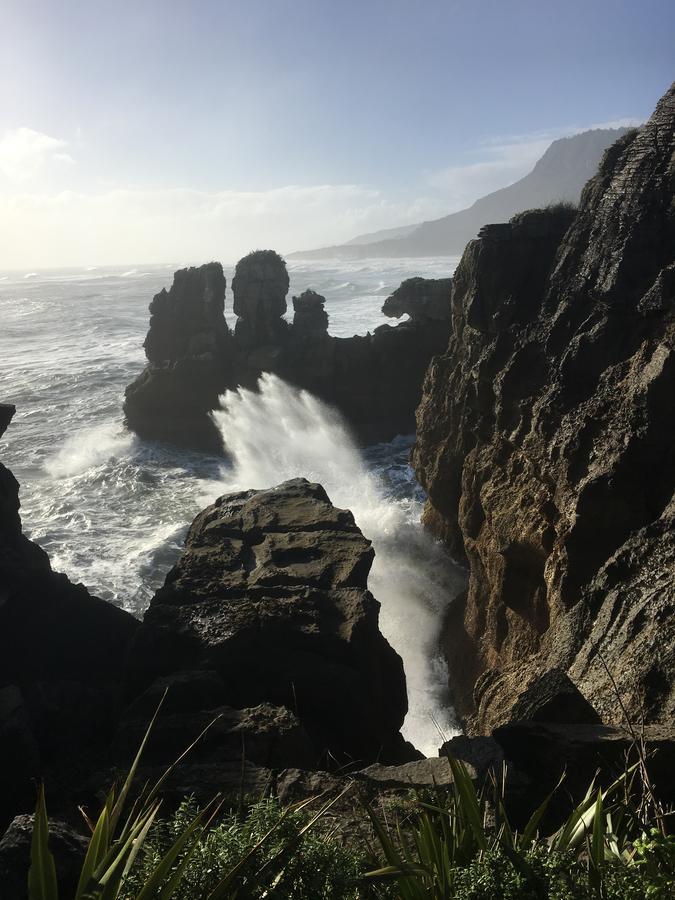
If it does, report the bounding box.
[210,372,463,755]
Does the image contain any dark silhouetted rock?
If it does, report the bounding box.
[123,263,232,452]
[382,277,452,321]
[124,256,453,449]
[0,404,15,440]
[413,84,675,732]
[232,250,290,348]
[0,410,139,830]
[292,289,329,335]
[124,479,411,768]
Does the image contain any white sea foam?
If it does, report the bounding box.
[45,423,135,478]
[210,373,462,755]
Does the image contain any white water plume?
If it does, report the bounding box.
[210,372,463,756]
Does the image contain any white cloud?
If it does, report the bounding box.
[0,128,74,183]
[0,183,448,268]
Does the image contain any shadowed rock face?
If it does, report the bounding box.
[124,262,232,452]
[382,277,453,322]
[123,255,452,450]
[413,84,675,733]
[0,408,139,831]
[123,478,413,768]
[292,289,329,335]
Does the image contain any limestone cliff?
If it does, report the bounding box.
[413,84,675,733]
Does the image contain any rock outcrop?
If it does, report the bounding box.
[1,408,416,836]
[124,262,232,452]
[121,478,412,772]
[413,85,675,732]
[0,408,139,830]
[124,253,452,450]
[382,277,453,321]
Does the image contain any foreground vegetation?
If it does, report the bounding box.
[28,704,674,898]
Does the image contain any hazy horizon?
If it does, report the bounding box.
[1,0,673,269]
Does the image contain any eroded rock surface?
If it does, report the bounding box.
[413,86,675,731]
[124,252,453,448]
[122,478,413,772]
[124,262,232,451]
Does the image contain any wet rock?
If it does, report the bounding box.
[413,84,675,732]
[382,277,452,321]
[124,479,411,768]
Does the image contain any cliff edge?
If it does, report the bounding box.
[413,84,675,733]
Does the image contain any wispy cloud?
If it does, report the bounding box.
[0,128,74,183]
[0,184,448,268]
[426,135,553,210]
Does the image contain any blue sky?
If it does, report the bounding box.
[0,0,673,267]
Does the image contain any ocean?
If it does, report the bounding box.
[0,256,464,755]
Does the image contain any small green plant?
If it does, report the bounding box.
[27,696,346,900]
[362,756,673,899]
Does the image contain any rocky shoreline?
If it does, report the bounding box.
[1,81,674,895]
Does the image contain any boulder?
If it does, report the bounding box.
[123,479,411,769]
[382,277,452,321]
[413,84,675,732]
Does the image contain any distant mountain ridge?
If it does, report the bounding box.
[290,127,632,259]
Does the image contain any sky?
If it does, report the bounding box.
[0,0,673,268]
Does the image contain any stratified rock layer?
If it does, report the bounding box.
[124,256,452,448]
[124,262,232,451]
[413,85,675,732]
[123,478,411,768]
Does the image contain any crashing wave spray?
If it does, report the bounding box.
[210,372,462,756]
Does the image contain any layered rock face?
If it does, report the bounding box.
[0,408,139,830]
[124,262,233,452]
[414,85,675,732]
[124,251,452,450]
[122,479,411,770]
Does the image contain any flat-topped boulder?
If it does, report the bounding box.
[123,479,413,771]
